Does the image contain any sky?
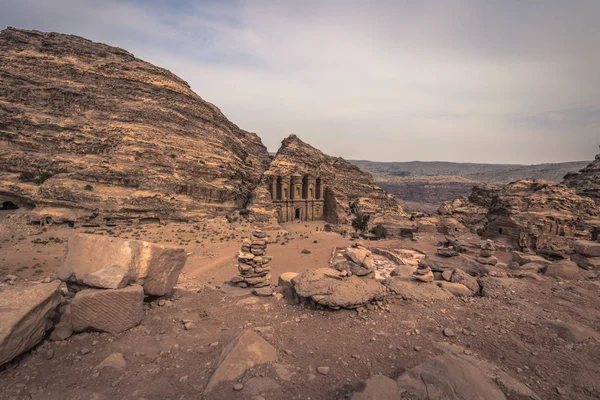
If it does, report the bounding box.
[1,0,599,164]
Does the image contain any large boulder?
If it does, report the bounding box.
[543,260,581,280]
[71,285,144,334]
[58,234,188,296]
[574,240,600,257]
[205,330,277,393]
[570,253,600,270]
[1,282,61,366]
[420,254,489,276]
[384,277,453,301]
[344,247,370,265]
[450,269,480,295]
[292,268,386,309]
[437,281,473,297]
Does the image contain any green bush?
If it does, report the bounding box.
[351,214,370,233]
[370,223,388,239]
[18,171,36,182]
[84,184,93,191]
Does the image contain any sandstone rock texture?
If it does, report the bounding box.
[563,147,600,205]
[58,234,187,296]
[0,281,61,366]
[0,27,270,220]
[71,285,144,334]
[292,268,386,309]
[248,134,404,225]
[205,330,277,393]
[440,179,599,252]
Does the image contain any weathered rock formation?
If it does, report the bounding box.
[0,27,271,221]
[441,180,599,252]
[248,134,404,225]
[0,281,61,366]
[563,146,600,206]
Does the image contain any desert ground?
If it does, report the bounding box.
[1,208,599,400]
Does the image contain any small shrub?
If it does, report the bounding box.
[351,214,370,233]
[18,171,36,182]
[84,184,93,191]
[34,171,54,185]
[370,223,388,239]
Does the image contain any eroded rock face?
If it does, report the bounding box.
[0,27,270,220]
[58,234,187,296]
[71,285,144,334]
[292,268,386,309]
[441,180,599,252]
[0,281,61,366]
[205,330,277,393]
[563,148,600,205]
[248,134,404,224]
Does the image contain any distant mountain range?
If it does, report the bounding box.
[350,159,589,211]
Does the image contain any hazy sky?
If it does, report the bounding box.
[1,0,599,164]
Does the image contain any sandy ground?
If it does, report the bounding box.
[1,210,600,399]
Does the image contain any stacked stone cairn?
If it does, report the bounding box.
[413,263,434,282]
[476,240,498,265]
[231,230,272,288]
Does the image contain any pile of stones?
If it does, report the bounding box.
[231,230,272,288]
[476,239,498,265]
[436,237,465,257]
[571,239,600,270]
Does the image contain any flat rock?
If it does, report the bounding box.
[570,253,600,270]
[542,320,600,343]
[344,247,369,265]
[97,352,127,370]
[58,234,188,296]
[205,330,277,393]
[543,260,581,280]
[252,287,273,297]
[292,268,386,309]
[71,285,144,334]
[384,277,453,301]
[512,251,551,266]
[0,281,61,366]
[420,254,489,276]
[437,281,473,297]
[574,240,600,257]
[397,353,507,400]
[82,265,130,289]
[350,375,400,400]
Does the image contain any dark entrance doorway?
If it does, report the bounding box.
[0,201,18,210]
[295,208,301,220]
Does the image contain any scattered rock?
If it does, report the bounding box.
[450,269,480,295]
[233,383,243,391]
[317,366,330,375]
[97,353,127,370]
[385,277,453,301]
[0,281,61,366]
[443,328,455,337]
[205,330,277,393]
[71,285,144,334]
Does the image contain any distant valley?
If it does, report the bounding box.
[351,159,589,211]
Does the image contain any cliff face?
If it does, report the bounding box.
[249,134,404,224]
[563,148,600,205]
[0,28,271,220]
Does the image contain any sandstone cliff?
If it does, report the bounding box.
[0,28,271,220]
[248,134,404,225]
[563,147,600,205]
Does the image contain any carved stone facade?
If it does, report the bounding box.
[267,174,325,222]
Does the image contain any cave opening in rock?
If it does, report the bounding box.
[0,201,18,210]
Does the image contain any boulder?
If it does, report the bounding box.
[520,262,543,272]
[414,271,434,282]
[570,254,600,270]
[437,281,473,297]
[334,260,373,277]
[478,276,523,298]
[292,268,386,309]
[350,375,400,400]
[278,272,298,287]
[420,254,489,276]
[205,330,277,393]
[71,285,144,334]
[450,269,480,295]
[384,277,453,301]
[58,234,188,296]
[574,240,600,257]
[476,256,498,265]
[512,251,551,266]
[0,282,61,366]
[81,265,130,289]
[543,260,581,280]
[396,353,507,400]
[49,304,73,341]
[344,247,369,265]
[437,248,458,257]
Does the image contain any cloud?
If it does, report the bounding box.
[1,0,598,163]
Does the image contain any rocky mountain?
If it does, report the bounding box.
[563,147,600,205]
[0,28,271,221]
[249,134,403,224]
